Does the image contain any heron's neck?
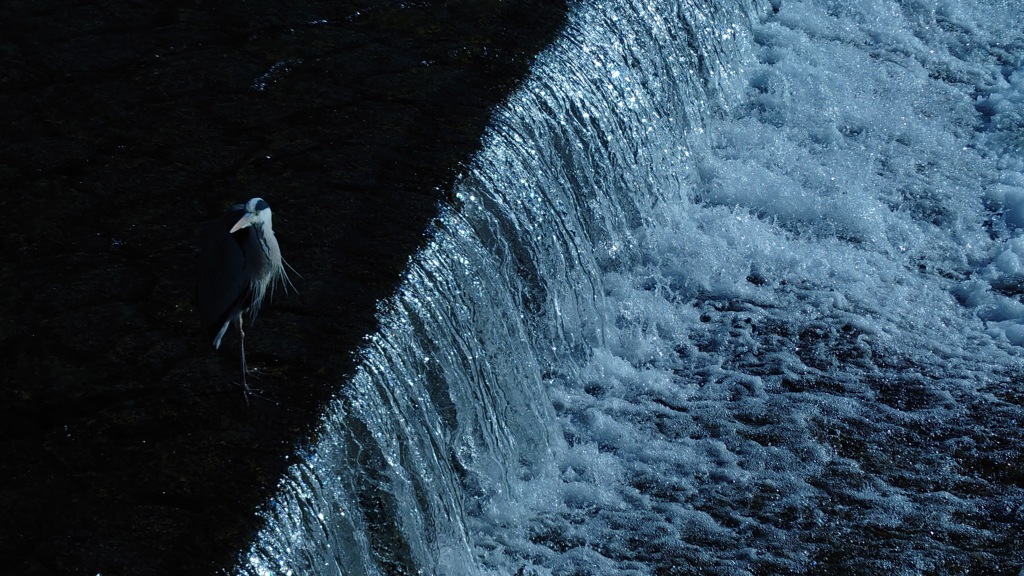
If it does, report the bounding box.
[254,224,278,261]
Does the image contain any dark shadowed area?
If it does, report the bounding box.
[0,1,566,573]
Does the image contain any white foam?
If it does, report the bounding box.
[465,0,1024,572]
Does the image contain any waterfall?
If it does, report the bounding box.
[239,0,1024,573]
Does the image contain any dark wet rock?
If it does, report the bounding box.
[0,1,566,573]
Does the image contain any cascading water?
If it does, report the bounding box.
[239,0,1024,574]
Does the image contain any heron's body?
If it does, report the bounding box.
[197,198,292,392]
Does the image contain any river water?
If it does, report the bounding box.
[238,0,1024,573]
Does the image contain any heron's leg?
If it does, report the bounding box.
[239,316,251,393]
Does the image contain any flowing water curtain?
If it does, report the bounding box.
[432,0,774,569]
[456,0,768,347]
[239,0,774,573]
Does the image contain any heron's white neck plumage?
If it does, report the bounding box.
[247,208,293,322]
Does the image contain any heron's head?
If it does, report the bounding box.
[229,197,273,233]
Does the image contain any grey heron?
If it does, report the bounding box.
[197,197,294,393]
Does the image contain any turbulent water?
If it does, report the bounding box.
[238,0,1024,574]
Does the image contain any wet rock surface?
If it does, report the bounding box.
[0,1,566,573]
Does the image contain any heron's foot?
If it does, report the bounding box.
[242,383,253,407]
[227,376,253,404]
[232,378,273,406]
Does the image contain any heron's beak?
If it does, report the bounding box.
[229,213,254,233]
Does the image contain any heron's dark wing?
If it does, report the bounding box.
[196,215,248,340]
